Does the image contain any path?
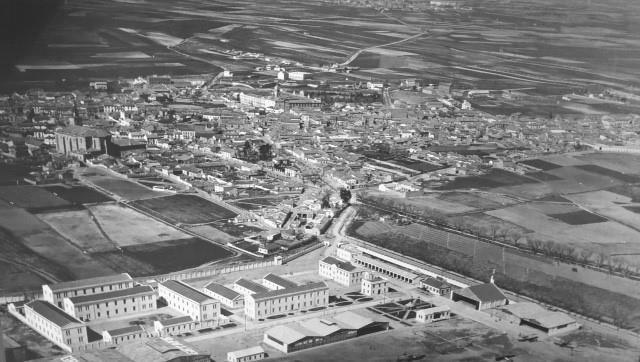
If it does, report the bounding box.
[339,32,428,67]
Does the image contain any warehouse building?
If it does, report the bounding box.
[244,282,329,320]
[496,302,579,336]
[43,273,134,309]
[318,256,364,287]
[227,346,266,362]
[451,282,508,310]
[116,336,210,362]
[416,305,451,324]
[263,311,388,353]
[63,285,156,321]
[420,277,453,297]
[233,278,270,297]
[158,280,220,324]
[23,300,87,353]
[262,273,298,290]
[202,282,244,309]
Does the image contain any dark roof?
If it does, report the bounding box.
[421,277,449,289]
[321,256,358,272]
[204,282,241,301]
[251,282,328,301]
[234,279,269,294]
[157,316,193,326]
[457,283,507,303]
[263,274,298,289]
[161,280,213,304]
[47,273,132,292]
[69,285,154,305]
[26,300,83,328]
[107,325,144,336]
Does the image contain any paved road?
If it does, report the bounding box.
[339,32,428,67]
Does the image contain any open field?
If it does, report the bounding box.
[86,177,162,200]
[0,260,47,293]
[93,237,234,277]
[37,209,116,253]
[43,185,113,204]
[131,194,238,224]
[87,203,190,246]
[0,185,71,211]
[437,169,538,190]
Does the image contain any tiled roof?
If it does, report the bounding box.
[203,282,241,301]
[107,325,144,336]
[161,280,213,304]
[262,274,298,289]
[321,256,358,272]
[421,277,449,289]
[47,273,132,292]
[56,125,110,138]
[251,282,328,301]
[234,279,269,294]
[27,300,83,328]
[157,316,194,326]
[69,285,154,305]
[457,283,507,303]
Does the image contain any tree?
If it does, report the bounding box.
[339,188,352,205]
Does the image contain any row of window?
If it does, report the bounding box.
[56,283,129,299]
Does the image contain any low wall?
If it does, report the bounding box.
[145,259,281,284]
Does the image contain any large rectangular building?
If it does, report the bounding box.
[158,280,220,322]
[63,285,156,322]
[318,256,364,287]
[233,278,269,297]
[244,282,329,320]
[262,274,298,290]
[43,273,134,308]
[24,300,87,353]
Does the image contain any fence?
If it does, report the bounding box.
[283,242,324,263]
[145,258,282,284]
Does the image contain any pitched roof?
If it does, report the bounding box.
[69,285,153,305]
[502,302,575,329]
[157,316,194,327]
[264,325,308,345]
[298,318,340,337]
[107,325,144,337]
[228,346,264,358]
[321,256,358,272]
[234,278,269,294]
[263,273,298,289]
[161,280,214,304]
[421,277,449,289]
[250,282,328,301]
[56,125,110,138]
[26,300,83,328]
[46,273,132,292]
[457,283,507,303]
[333,311,375,330]
[203,282,241,301]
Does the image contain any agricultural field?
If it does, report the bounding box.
[0,185,71,211]
[87,203,191,246]
[43,185,113,204]
[0,260,47,293]
[37,209,116,253]
[131,194,238,225]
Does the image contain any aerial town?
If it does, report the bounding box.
[1,0,640,361]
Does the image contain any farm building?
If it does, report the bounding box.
[361,272,388,296]
[262,273,298,290]
[263,311,388,353]
[318,256,364,287]
[451,282,508,310]
[496,302,580,336]
[227,345,266,362]
[43,273,134,308]
[416,305,451,323]
[158,280,220,325]
[233,278,270,297]
[244,282,329,320]
[102,325,147,345]
[420,277,453,297]
[63,285,156,321]
[154,316,198,337]
[202,282,244,309]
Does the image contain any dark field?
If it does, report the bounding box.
[388,158,446,172]
[575,164,640,184]
[44,185,113,204]
[93,237,234,277]
[550,210,608,225]
[519,159,561,171]
[89,177,161,200]
[131,194,238,224]
[437,169,538,190]
[526,171,563,182]
[0,185,71,211]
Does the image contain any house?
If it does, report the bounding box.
[202,282,244,309]
[227,346,266,362]
[153,316,198,336]
[102,325,147,345]
[318,256,364,287]
[360,273,387,296]
[416,306,451,323]
[420,277,453,297]
[451,282,508,310]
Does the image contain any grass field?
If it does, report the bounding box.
[549,210,608,225]
[88,177,162,200]
[43,185,113,204]
[0,185,71,211]
[0,260,47,293]
[87,204,190,246]
[37,210,116,253]
[93,238,234,277]
[437,169,538,190]
[518,159,562,171]
[131,194,238,224]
